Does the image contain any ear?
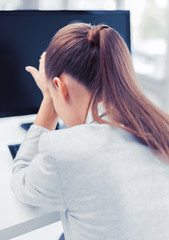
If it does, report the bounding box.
[53,77,69,101]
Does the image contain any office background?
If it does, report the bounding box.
[0,0,168,113]
[0,1,168,239]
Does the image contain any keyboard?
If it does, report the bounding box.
[8,144,21,159]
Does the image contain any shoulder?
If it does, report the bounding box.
[38,123,111,156]
[38,122,142,156]
[37,123,163,177]
[39,123,103,150]
[40,123,117,148]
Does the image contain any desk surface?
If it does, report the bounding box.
[0,115,62,240]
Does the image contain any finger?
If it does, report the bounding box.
[39,51,46,62]
[39,54,46,73]
[25,66,39,80]
[41,51,46,57]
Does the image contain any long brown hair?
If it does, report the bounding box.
[45,22,169,161]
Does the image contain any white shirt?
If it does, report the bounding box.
[11,106,169,240]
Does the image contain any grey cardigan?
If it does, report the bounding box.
[11,108,169,240]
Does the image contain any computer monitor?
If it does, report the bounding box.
[0,10,130,118]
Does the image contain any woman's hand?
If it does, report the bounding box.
[33,96,58,130]
[26,52,58,130]
[25,52,49,98]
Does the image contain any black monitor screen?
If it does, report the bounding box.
[0,10,130,117]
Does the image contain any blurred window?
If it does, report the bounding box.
[125,0,169,82]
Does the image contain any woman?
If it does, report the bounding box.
[11,23,169,240]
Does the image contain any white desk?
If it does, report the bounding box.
[0,115,63,240]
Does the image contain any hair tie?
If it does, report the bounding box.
[87,25,109,47]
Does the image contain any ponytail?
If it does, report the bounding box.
[91,25,169,161]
